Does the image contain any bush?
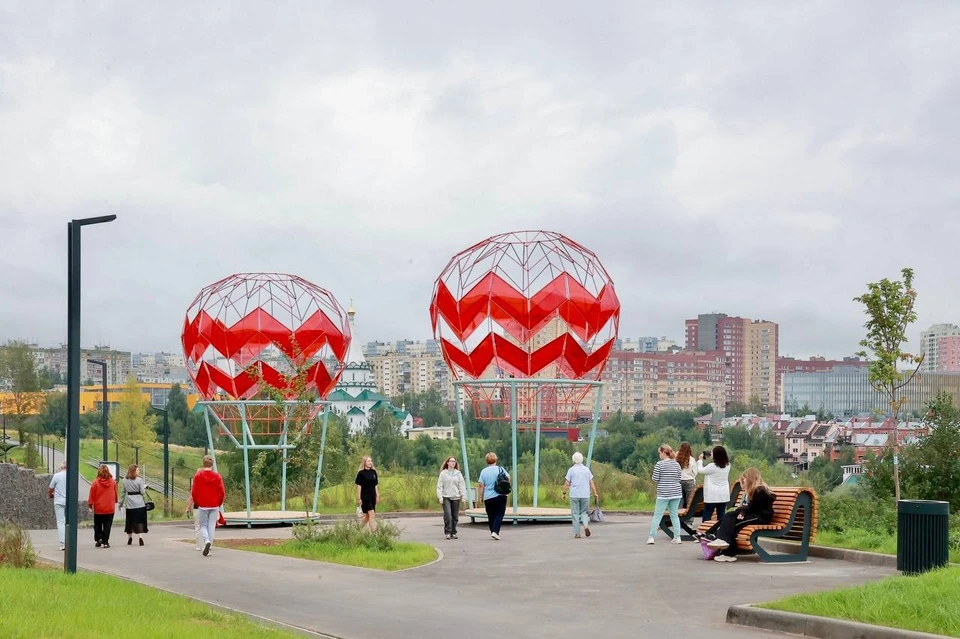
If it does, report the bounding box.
[0,521,36,568]
[819,487,896,536]
[292,518,402,552]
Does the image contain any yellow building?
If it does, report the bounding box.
[78,382,199,414]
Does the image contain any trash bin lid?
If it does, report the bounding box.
[898,499,950,515]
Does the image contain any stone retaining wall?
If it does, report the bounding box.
[0,464,91,529]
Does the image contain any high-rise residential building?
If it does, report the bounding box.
[620,336,678,353]
[685,314,779,408]
[920,324,960,372]
[578,350,727,418]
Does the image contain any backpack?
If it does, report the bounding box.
[493,466,511,495]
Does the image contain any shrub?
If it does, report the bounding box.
[0,520,36,568]
[292,518,402,552]
[818,487,896,536]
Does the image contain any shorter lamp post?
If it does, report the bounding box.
[88,359,109,461]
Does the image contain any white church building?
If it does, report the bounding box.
[327,306,413,435]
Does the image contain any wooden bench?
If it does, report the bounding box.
[696,486,819,563]
[659,483,742,541]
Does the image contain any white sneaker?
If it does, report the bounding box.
[491,532,500,540]
[671,536,682,545]
[59,545,65,551]
[646,537,655,545]
[714,555,737,562]
[707,538,729,549]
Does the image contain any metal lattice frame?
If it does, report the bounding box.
[454,379,604,515]
[182,273,351,524]
[431,231,620,420]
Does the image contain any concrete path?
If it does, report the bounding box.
[30,515,895,639]
[38,442,91,501]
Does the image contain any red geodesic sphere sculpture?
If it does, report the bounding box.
[181,273,351,403]
[430,231,620,420]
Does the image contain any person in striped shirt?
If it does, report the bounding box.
[647,444,683,545]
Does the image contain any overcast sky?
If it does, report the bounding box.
[1,2,958,359]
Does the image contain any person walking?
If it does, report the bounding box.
[696,445,731,529]
[87,464,118,548]
[120,464,150,546]
[477,452,509,540]
[191,455,226,557]
[706,468,776,562]
[355,456,380,532]
[647,444,683,545]
[562,452,599,539]
[48,461,68,551]
[436,456,467,540]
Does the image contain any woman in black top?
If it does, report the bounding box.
[355,456,380,532]
[705,467,776,562]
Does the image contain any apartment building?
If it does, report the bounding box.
[579,349,727,418]
[920,324,960,372]
[32,344,132,386]
[685,314,778,408]
[367,351,456,404]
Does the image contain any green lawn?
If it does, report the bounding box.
[761,566,960,637]
[0,567,298,638]
[816,529,960,564]
[233,539,438,571]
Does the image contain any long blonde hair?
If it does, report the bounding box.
[358,456,376,472]
[739,467,768,499]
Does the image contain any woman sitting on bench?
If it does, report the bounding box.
[704,468,776,563]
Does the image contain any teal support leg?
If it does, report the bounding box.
[455,388,473,509]
[312,409,330,516]
[240,405,253,528]
[203,408,218,472]
[280,405,289,512]
[510,381,518,520]
[586,384,604,467]
[533,390,542,508]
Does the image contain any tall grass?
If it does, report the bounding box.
[0,521,36,568]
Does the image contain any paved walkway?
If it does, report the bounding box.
[31,515,895,639]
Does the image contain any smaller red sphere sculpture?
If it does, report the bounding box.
[430,230,620,420]
[182,273,351,403]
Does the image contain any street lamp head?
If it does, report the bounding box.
[74,215,117,226]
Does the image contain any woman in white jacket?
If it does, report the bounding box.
[437,456,468,540]
[696,445,731,528]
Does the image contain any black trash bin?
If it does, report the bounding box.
[897,500,949,575]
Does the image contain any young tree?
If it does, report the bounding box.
[725,400,749,417]
[37,391,67,436]
[695,403,713,417]
[109,375,157,465]
[853,267,923,502]
[747,395,766,415]
[0,340,41,443]
[364,406,404,469]
[902,391,960,510]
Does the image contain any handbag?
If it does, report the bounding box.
[700,537,721,560]
[143,489,155,512]
[589,495,605,523]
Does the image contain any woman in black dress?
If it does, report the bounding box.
[355,456,380,532]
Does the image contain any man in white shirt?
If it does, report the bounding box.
[562,452,599,539]
[48,461,68,551]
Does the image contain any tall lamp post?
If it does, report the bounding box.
[65,214,116,574]
[88,359,109,461]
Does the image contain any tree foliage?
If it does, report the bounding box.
[854,266,922,501]
[0,340,41,442]
[108,375,157,465]
[695,403,713,416]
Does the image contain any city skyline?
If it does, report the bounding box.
[2,4,959,360]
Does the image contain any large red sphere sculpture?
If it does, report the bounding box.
[182,273,351,424]
[430,231,620,420]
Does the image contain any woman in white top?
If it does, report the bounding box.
[696,445,731,528]
[436,456,468,540]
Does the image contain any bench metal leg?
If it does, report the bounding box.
[749,493,813,563]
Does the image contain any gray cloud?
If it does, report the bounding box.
[1,1,958,360]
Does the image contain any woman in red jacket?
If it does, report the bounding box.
[87,464,118,548]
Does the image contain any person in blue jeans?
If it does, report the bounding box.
[646,444,683,545]
[477,452,509,540]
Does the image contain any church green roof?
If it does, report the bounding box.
[326,389,355,402]
[356,389,388,402]
[346,407,366,416]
